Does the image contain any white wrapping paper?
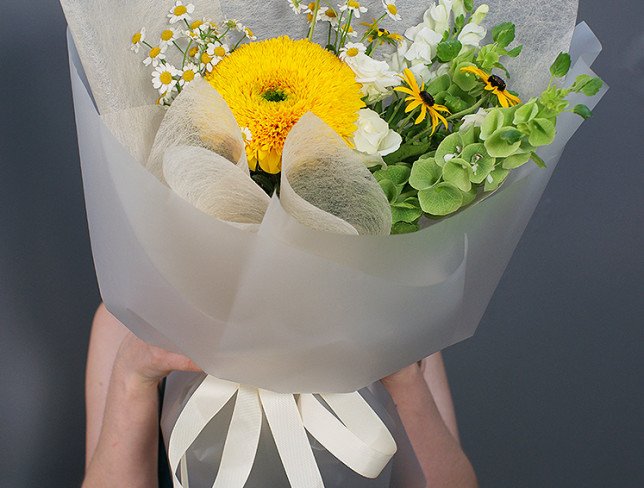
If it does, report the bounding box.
[67,22,605,393]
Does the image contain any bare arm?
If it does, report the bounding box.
[83,304,200,488]
[383,355,477,488]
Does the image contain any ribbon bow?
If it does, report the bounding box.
[168,376,397,488]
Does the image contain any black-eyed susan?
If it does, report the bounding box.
[394,68,450,133]
[206,36,364,174]
[460,66,522,108]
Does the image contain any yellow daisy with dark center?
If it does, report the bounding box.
[460,66,522,108]
[206,36,365,174]
[394,68,450,134]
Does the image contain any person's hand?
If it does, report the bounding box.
[112,332,202,390]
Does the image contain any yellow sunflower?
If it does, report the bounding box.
[206,36,364,174]
[460,66,522,108]
[394,68,450,133]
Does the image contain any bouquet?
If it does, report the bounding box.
[60,0,605,486]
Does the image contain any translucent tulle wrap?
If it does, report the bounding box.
[63,0,606,484]
[66,20,605,393]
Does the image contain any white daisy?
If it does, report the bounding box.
[318,7,339,26]
[288,0,305,14]
[143,45,167,67]
[243,26,257,40]
[224,19,245,32]
[130,27,146,53]
[339,42,366,61]
[339,0,368,18]
[240,127,253,143]
[159,28,179,47]
[382,0,401,21]
[152,64,180,94]
[200,43,229,72]
[168,1,195,24]
[178,63,201,87]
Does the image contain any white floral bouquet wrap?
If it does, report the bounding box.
[61,0,606,486]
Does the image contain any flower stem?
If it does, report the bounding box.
[307,1,322,41]
[445,97,487,121]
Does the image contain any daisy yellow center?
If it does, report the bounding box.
[206,36,364,174]
[182,70,195,81]
[348,0,360,9]
[387,4,398,15]
[132,32,142,44]
[161,29,174,41]
[160,71,173,85]
[214,46,226,57]
[308,2,316,10]
[307,13,314,22]
[189,46,199,57]
[346,47,359,57]
[245,28,254,36]
[149,47,161,58]
[326,9,337,18]
[190,20,203,29]
[201,52,213,63]
[173,5,187,16]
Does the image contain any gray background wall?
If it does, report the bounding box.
[0,1,641,487]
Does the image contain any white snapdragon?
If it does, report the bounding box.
[471,4,489,25]
[458,22,486,49]
[460,108,489,131]
[404,26,443,64]
[342,45,400,102]
[423,0,453,35]
[353,109,402,157]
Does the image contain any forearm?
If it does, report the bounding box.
[83,368,160,488]
[384,366,477,488]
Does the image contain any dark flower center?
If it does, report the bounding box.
[419,90,435,106]
[262,87,287,102]
[487,74,506,91]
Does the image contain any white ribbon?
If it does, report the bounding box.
[167,376,397,488]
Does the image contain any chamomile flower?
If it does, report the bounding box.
[178,63,201,87]
[339,0,368,18]
[201,43,229,72]
[382,0,401,21]
[152,64,180,94]
[143,45,167,67]
[319,7,339,26]
[288,0,305,14]
[243,26,257,40]
[187,45,200,59]
[225,19,245,32]
[159,28,179,47]
[168,1,195,24]
[240,127,253,143]
[130,28,146,53]
[339,42,366,61]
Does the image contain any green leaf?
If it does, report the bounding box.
[504,45,523,58]
[383,141,433,164]
[501,152,532,169]
[427,74,451,94]
[437,39,463,63]
[492,22,515,48]
[527,117,556,147]
[484,168,510,191]
[435,133,464,165]
[460,187,478,206]
[444,93,469,113]
[418,183,464,216]
[480,109,505,140]
[409,157,441,190]
[443,159,472,192]
[452,63,479,92]
[391,221,419,234]
[530,151,547,168]
[513,101,539,125]
[476,45,500,70]
[374,164,411,186]
[378,179,398,203]
[454,14,465,33]
[573,104,593,119]
[391,203,423,224]
[484,127,523,158]
[550,52,571,78]
[570,74,603,96]
[464,0,474,12]
[459,126,477,146]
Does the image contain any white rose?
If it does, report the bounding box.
[460,108,489,131]
[344,53,400,102]
[353,108,402,157]
[458,22,486,49]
